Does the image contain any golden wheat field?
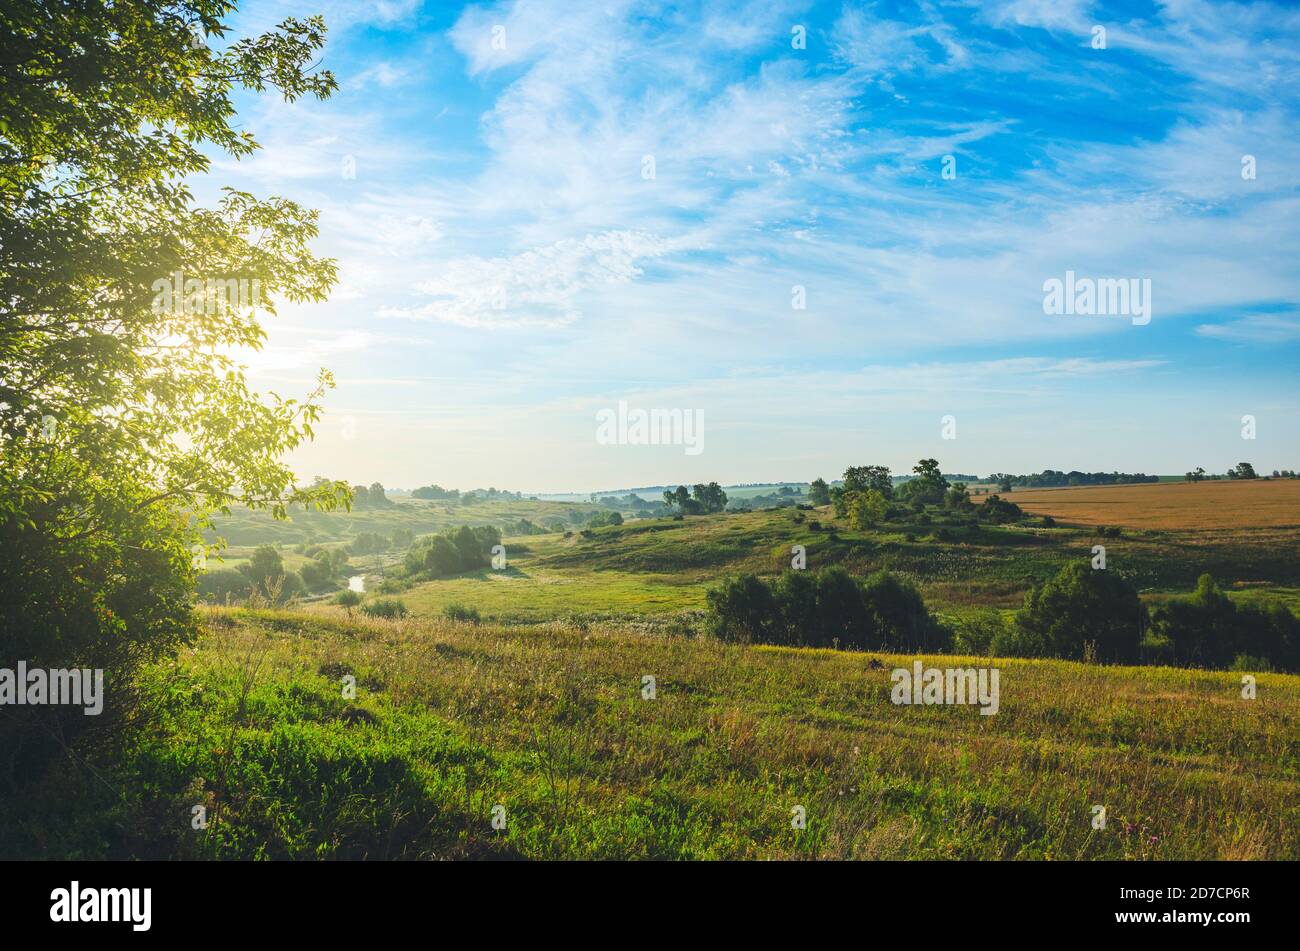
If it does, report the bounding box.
[992,479,1300,530]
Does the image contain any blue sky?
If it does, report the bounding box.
[209,0,1299,492]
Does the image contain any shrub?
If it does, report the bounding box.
[860,570,951,652]
[704,574,782,644]
[361,598,408,620]
[951,609,1007,656]
[587,510,624,528]
[978,495,1023,524]
[452,525,485,568]
[773,569,820,646]
[1015,562,1145,663]
[197,568,253,603]
[813,566,875,649]
[991,621,1050,659]
[334,590,362,615]
[1151,575,1299,671]
[1229,654,1274,673]
[299,557,336,591]
[442,603,481,624]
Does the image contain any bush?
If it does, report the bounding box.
[299,557,336,591]
[772,569,820,645]
[705,567,948,653]
[333,590,362,614]
[361,598,408,620]
[442,603,481,624]
[861,570,952,652]
[197,569,253,603]
[814,566,875,649]
[951,609,1007,656]
[978,495,1023,524]
[991,621,1050,659]
[704,574,781,644]
[403,526,502,579]
[1015,562,1145,663]
[587,510,624,528]
[1151,575,1299,671]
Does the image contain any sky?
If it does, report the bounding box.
[205,0,1299,493]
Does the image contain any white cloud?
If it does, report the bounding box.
[1196,313,1300,343]
[381,230,684,328]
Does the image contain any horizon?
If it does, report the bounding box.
[206,0,1299,492]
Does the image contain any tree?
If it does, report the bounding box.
[1232,462,1257,480]
[861,570,951,652]
[1015,562,1145,664]
[334,590,362,617]
[1151,574,1299,672]
[813,567,876,649]
[829,485,849,518]
[978,494,1023,524]
[663,485,691,511]
[850,489,888,530]
[1,3,348,778]
[243,545,285,590]
[692,481,728,513]
[704,574,781,644]
[907,458,949,504]
[842,465,892,498]
[808,477,830,506]
[451,525,486,569]
[944,482,973,509]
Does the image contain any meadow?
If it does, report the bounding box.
[355,481,1300,622]
[28,477,1279,862]
[15,606,1293,860]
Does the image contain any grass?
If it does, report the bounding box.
[367,503,1300,621]
[17,606,1293,860]
[107,484,1298,863]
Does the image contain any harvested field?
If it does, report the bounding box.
[993,479,1300,530]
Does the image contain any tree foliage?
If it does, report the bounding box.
[1,2,347,777]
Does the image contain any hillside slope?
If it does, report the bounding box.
[15,608,1292,860]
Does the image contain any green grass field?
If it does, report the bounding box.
[127,486,1300,862]
[25,606,1291,860]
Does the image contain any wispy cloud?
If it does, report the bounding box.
[1196,313,1300,343]
[206,0,1300,487]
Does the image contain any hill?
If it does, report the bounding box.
[12,607,1291,860]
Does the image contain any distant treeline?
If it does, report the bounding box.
[409,484,525,502]
[986,470,1161,490]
